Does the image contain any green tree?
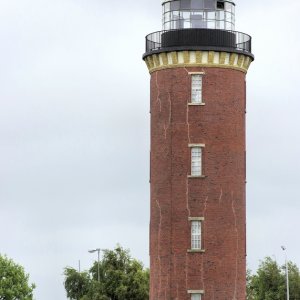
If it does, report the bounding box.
[64,268,91,300]
[90,247,149,300]
[247,257,285,300]
[64,246,149,300]
[247,268,256,300]
[84,280,108,300]
[0,254,35,300]
[284,262,300,300]
[247,257,300,300]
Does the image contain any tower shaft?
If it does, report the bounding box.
[148,51,248,299]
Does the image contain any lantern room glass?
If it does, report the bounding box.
[162,0,235,31]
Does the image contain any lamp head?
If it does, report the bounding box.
[88,248,100,253]
[281,246,286,251]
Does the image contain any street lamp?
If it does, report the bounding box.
[281,246,290,300]
[88,248,101,282]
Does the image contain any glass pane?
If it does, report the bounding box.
[165,12,171,22]
[191,221,201,249]
[191,15,204,28]
[172,17,181,29]
[164,2,171,12]
[184,20,191,28]
[217,11,225,20]
[216,21,224,29]
[176,19,185,29]
[225,21,232,30]
[204,0,215,10]
[225,2,233,12]
[172,10,180,17]
[191,147,202,176]
[225,12,232,21]
[166,22,172,30]
[171,1,180,11]
[207,21,215,29]
[191,0,204,9]
[207,11,215,19]
[191,294,202,300]
[180,0,191,10]
[182,11,190,19]
[192,11,204,16]
[191,75,202,103]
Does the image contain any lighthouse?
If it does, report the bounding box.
[143,1,253,299]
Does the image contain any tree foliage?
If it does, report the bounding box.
[288,262,300,299]
[64,246,149,300]
[247,257,300,300]
[0,254,35,300]
[64,268,90,300]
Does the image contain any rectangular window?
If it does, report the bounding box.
[191,74,202,104]
[191,293,202,300]
[217,1,225,10]
[191,221,201,250]
[191,147,202,176]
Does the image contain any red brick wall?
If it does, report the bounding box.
[150,66,247,300]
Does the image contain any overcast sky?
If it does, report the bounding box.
[1,0,300,299]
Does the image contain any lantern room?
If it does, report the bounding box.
[162,0,235,31]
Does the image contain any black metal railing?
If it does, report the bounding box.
[144,29,252,57]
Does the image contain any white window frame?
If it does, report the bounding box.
[189,72,205,105]
[188,217,205,253]
[189,144,205,177]
[188,290,205,300]
[191,220,201,250]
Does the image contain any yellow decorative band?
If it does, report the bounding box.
[144,51,253,74]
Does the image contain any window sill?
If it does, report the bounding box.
[189,217,205,221]
[188,175,206,179]
[187,249,205,253]
[188,102,206,106]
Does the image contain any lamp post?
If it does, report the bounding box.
[281,246,290,300]
[88,248,101,282]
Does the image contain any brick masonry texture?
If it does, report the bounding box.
[150,66,247,300]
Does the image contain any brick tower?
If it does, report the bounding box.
[143,1,253,299]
